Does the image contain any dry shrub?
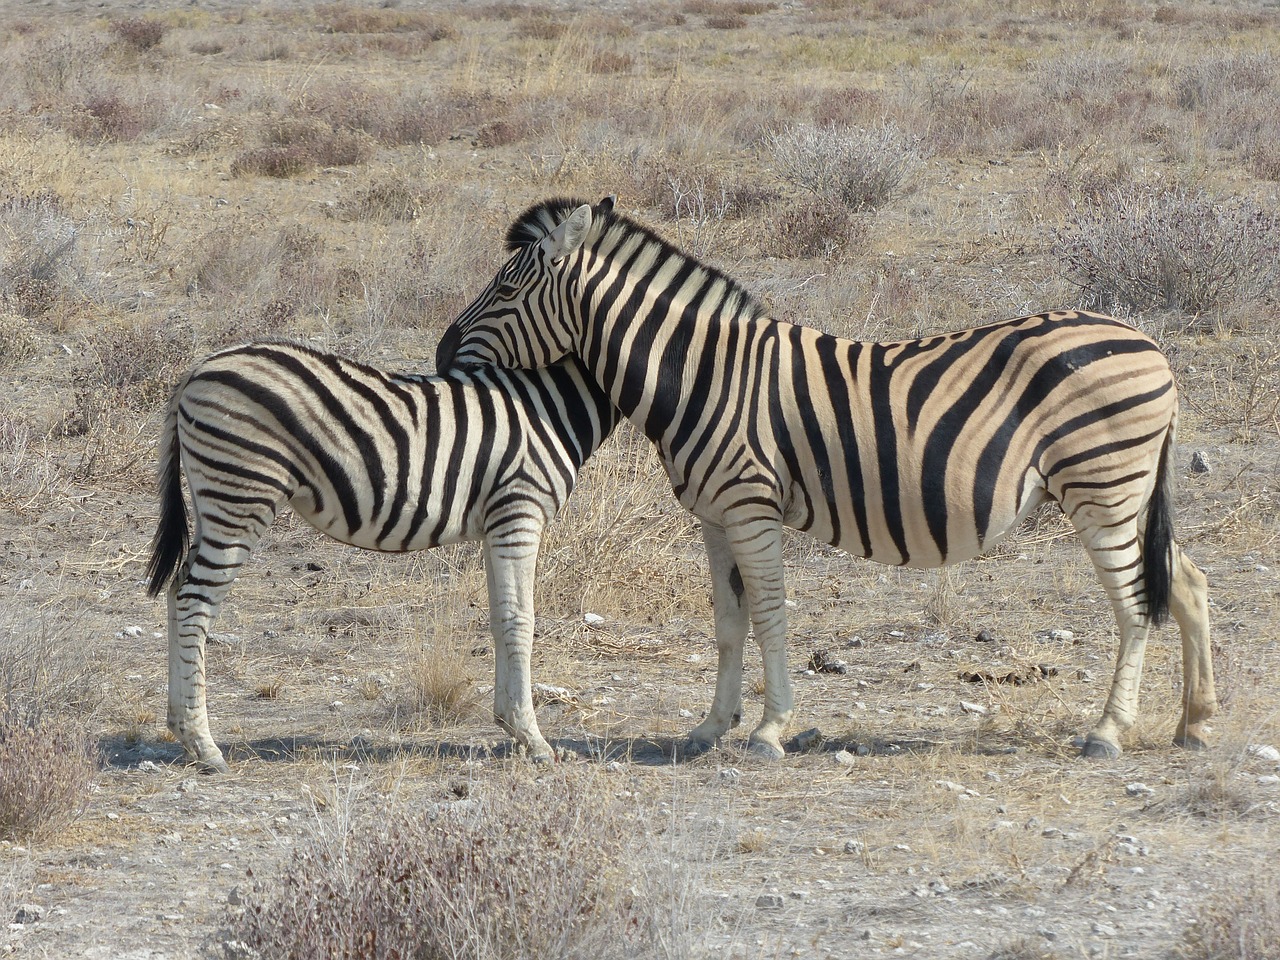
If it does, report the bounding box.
[0,630,98,843]
[71,93,147,142]
[768,196,870,260]
[706,13,748,28]
[1054,182,1280,315]
[110,17,167,53]
[767,121,922,211]
[1180,875,1280,960]
[0,190,84,317]
[89,318,192,411]
[1172,52,1277,111]
[317,3,457,40]
[227,769,696,960]
[0,707,95,842]
[333,175,437,223]
[0,312,38,367]
[17,32,105,104]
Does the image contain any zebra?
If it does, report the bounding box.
[435,195,1216,762]
[146,341,617,772]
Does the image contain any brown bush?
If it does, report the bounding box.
[227,769,696,960]
[110,17,166,53]
[0,706,96,842]
[769,197,870,260]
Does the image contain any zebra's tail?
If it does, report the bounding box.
[1142,426,1175,627]
[146,383,190,598]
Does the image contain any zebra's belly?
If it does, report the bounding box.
[288,486,483,553]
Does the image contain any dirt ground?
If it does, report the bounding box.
[2,0,1278,957]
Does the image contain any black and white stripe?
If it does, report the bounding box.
[436,196,1216,760]
[146,341,616,771]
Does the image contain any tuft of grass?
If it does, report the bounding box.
[227,768,698,960]
[768,196,870,260]
[766,121,923,211]
[1055,181,1280,315]
[1180,875,1280,960]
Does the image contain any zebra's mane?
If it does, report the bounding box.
[505,196,770,321]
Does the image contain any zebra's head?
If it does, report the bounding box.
[436,196,613,372]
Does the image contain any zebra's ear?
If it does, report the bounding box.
[597,195,616,214]
[540,203,593,262]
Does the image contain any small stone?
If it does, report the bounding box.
[973,629,995,643]
[1125,782,1155,797]
[1092,921,1118,937]
[960,700,988,716]
[1247,744,1280,762]
[791,727,823,751]
[755,894,784,910]
[13,905,44,924]
[583,612,604,626]
[914,682,934,692]
[1189,451,1211,474]
[329,701,344,711]
[116,626,145,639]
[605,761,625,773]
[719,768,742,782]
[928,879,951,895]
[227,887,242,906]
[1038,628,1074,642]
[1257,775,1280,786]
[833,750,856,768]
[844,839,864,855]
[936,780,967,793]
[678,708,695,719]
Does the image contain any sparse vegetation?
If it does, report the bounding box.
[1180,875,1280,960]
[228,769,698,960]
[1055,182,1280,315]
[0,0,1276,956]
[767,121,923,211]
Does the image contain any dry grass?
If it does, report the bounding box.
[227,766,703,960]
[0,0,1276,955]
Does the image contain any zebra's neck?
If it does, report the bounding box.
[575,218,770,444]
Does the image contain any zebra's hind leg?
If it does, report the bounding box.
[1073,512,1153,760]
[482,538,553,763]
[1169,547,1216,750]
[168,505,277,774]
[682,522,749,758]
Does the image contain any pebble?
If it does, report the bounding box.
[844,840,864,855]
[718,768,742,782]
[13,905,44,924]
[1038,628,1074,642]
[1258,775,1280,786]
[960,700,988,715]
[1092,921,1118,937]
[1125,782,1155,797]
[755,894,784,910]
[1247,744,1279,762]
[833,750,856,768]
[582,612,604,625]
[1189,451,1211,474]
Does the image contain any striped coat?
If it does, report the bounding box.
[147,342,616,771]
[436,196,1215,761]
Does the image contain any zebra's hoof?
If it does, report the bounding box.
[1079,737,1121,760]
[747,739,785,761]
[676,737,717,760]
[1173,733,1209,752]
[195,754,231,775]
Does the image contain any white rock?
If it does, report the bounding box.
[116,626,145,639]
[833,750,856,767]
[582,612,604,626]
[1258,775,1280,786]
[1125,782,1155,797]
[960,700,988,715]
[936,780,967,793]
[1247,744,1280,762]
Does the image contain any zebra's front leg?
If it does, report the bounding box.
[727,513,793,760]
[482,538,554,763]
[167,574,230,774]
[683,521,749,757]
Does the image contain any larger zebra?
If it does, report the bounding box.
[146,342,616,772]
[436,196,1216,761]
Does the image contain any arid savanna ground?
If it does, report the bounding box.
[1,0,1278,957]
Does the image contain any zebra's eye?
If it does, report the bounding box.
[494,280,520,298]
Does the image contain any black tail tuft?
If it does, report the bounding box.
[145,395,189,598]
[1143,430,1175,627]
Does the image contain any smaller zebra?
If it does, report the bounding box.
[146,342,616,772]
